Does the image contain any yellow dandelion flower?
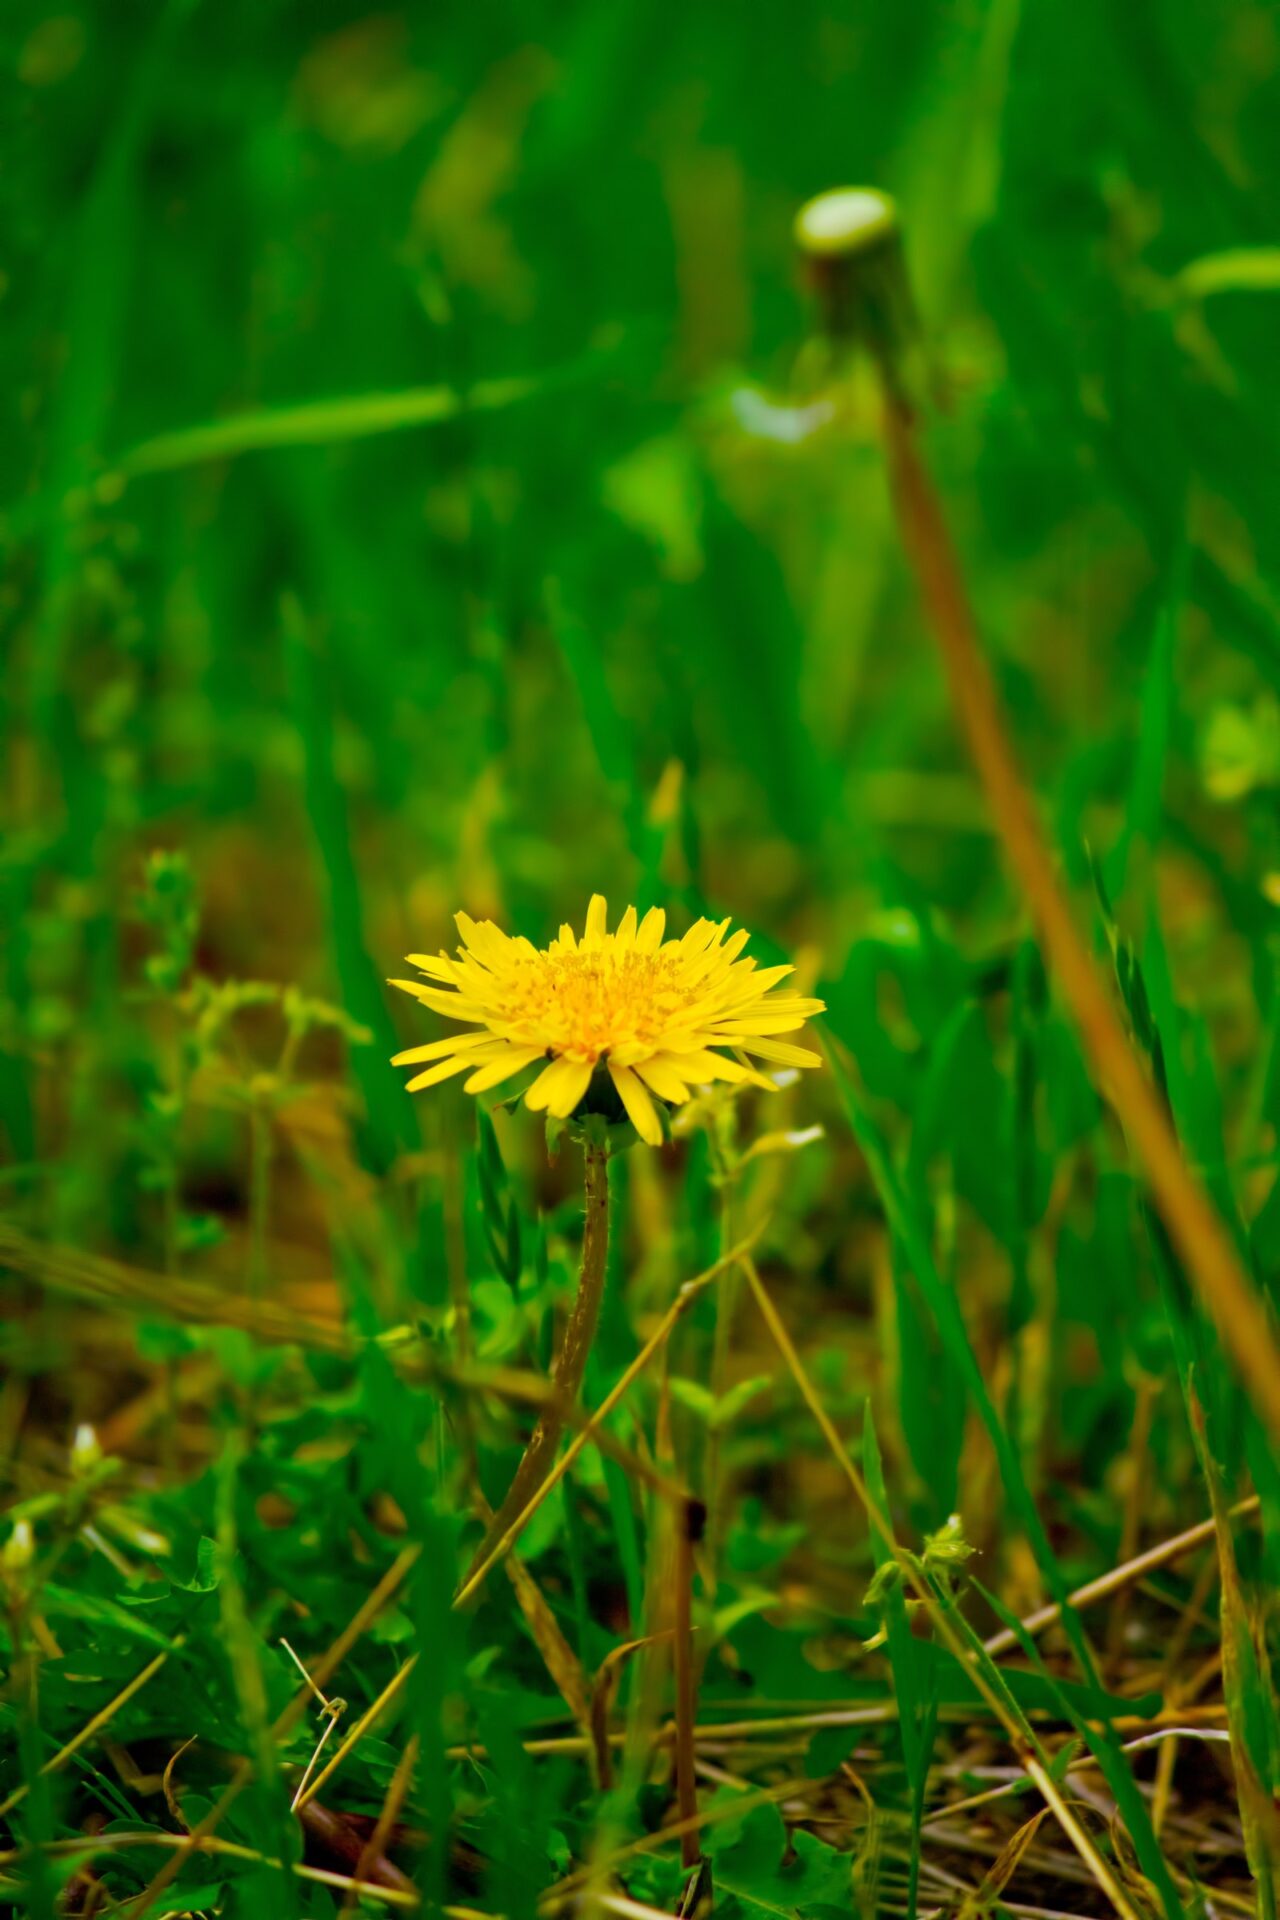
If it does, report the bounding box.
[389,894,825,1147]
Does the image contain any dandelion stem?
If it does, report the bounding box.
[702,1147,738,1593]
[878,390,1280,1448]
[463,1142,610,1583]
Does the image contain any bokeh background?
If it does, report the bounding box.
[10,5,1280,1238]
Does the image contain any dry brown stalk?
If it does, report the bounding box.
[881,396,1280,1445]
[982,1494,1259,1657]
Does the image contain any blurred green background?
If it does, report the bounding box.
[9,0,1280,1433]
[7,0,1280,1423]
[6,11,1277,902]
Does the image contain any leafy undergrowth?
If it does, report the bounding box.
[3,850,1277,1918]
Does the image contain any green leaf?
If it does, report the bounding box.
[667,1376,717,1421]
[708,1375,773,1432]
[172,1536,219,1594]
[707,1800,851,1917]
[43,1586,172,1649]
[118,346,619,473]
[1177,249,1280,302]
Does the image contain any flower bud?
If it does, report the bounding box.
[71,1423,102,1476]
[923,1512,974,1571]
[794,186,922,404]
[794,186,899,262]
[3,1518,35,1576]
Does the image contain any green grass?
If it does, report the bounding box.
[5,3,1280,1915]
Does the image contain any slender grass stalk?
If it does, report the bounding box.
[213,1437,299,1920]
[672,1498,703,1871]
[2,1833,415,1915]
[6,1587,55,1920]
[116,345,617,475]
[293,1661,417,1815]
[464,1142,610,1580]
[740,1253,1161,1920]
[339,1733,419,1917]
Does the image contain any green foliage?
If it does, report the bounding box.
[5,1,1280,1913]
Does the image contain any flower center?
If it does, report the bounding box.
[500,948,692,1060]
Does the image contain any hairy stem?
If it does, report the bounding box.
[464,1142,610,1581]
[702,1168,737,1593]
